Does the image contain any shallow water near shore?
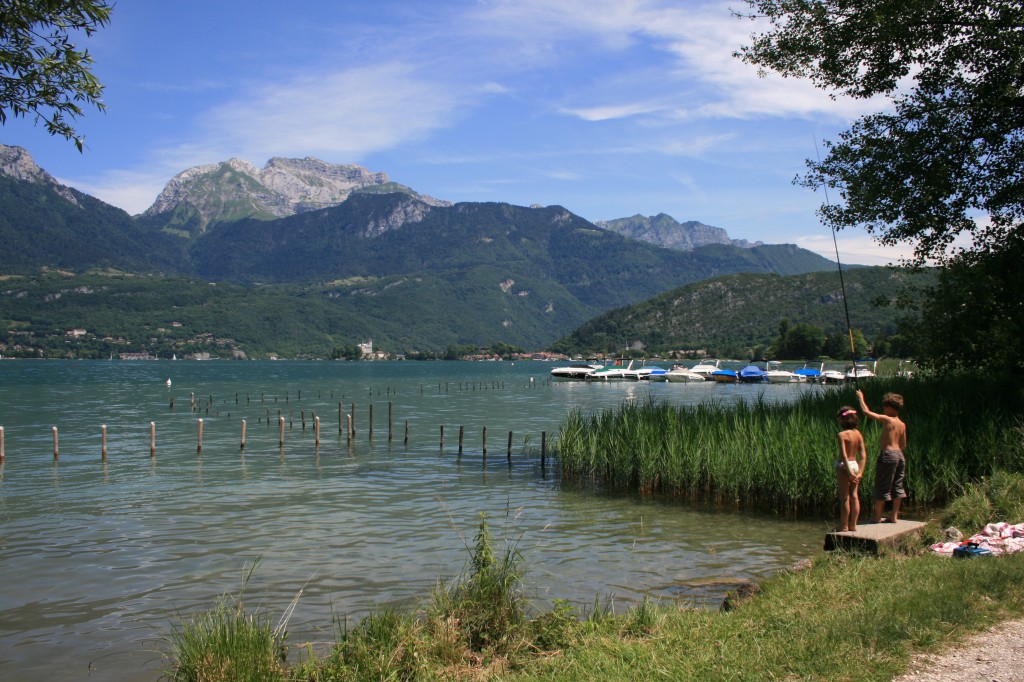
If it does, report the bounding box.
[0,360,827,681]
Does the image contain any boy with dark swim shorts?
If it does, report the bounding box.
[856,390,907,523]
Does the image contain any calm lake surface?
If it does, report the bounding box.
[0,360,830,681]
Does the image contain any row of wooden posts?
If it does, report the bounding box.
[175,379,522,414]
[0,421,548,465]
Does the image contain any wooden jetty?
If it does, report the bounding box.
[824,519,926,553]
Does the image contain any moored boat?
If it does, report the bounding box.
[550,362,603,380]
[646,368,669,382]
[738,364,768,383]
[710,368,738,383]
[664,365,706,383]
[586,359,635,381]
[689,359,722,380]
[766,361,804,384]
[845,362,877,382]
[794,362,824,383]
[821,367,846,384]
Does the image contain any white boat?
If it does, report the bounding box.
[550,362,602,380]
[845,362,877,382]
[794,363,824,383]
[766,361,804,384]
[586,360,635,381]
[689,359,722,379]
[664,365,706,383]
[647,368,669,382]
[624,366,663,381]
[821,367,846,384]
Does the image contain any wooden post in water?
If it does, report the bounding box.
[301,410,306,430]
[369,403,374,441]
[101,424,108,461]
[52,426,58,460]
[347,415,352,446]
[404,420,409,446]
[197,418,203,453]
[458,426,464,455]
[240,419,247,450]
[507,431,513,463]
[482,426,487,461]
[278,416,285,448]
[440,425,445,448]
[388,402,393,443]
[0,425,4,461]
[351,403,356,437]
[314,416,321,446]
[150,422,156,457]
[338,402,343,434]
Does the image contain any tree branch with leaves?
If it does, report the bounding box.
[0,0,113,151]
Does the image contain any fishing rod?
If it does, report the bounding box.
[813,136,859,389]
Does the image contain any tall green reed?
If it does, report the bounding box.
[555,376,1024,515]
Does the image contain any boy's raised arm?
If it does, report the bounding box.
[855,390,884,422]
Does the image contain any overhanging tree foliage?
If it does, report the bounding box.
[737,0,1024,265]
[0,0,112,150]
[737,0,1024,373]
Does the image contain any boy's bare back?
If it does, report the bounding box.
[856,390,906,451]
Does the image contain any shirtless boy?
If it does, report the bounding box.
[856,390,907,523]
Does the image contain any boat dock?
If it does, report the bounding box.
[824,519,927,553]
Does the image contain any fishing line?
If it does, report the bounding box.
[813,135,859,387]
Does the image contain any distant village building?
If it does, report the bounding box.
[66,328,87,338]
[358,340,373,357]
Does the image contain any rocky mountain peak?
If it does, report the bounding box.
[0,144,80,206]
[142,155,447,234]
[595,213,763,251]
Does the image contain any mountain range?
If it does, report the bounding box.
[0,144,843,355]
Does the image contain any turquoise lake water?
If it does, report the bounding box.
[0,360,830,681]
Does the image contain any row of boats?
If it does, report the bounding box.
[550,359,878,384]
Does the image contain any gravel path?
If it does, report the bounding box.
[894,618,1024,681]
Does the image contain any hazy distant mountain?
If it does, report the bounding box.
[595,213,762,251]
[140,156,451,236]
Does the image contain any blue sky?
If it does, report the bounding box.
[3,0,910,265]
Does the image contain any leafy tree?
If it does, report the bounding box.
[0,0,112,150]
[779,322,826,360]
[912,234,1024,373]
[738,0,1024,266]
[823,328,868,360]
[737,0,1024,372]
[331,344,362,361]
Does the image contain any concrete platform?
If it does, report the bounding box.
[824,519,926,553]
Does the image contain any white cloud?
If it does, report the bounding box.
[199,63,466,162]
[796,233,916,267]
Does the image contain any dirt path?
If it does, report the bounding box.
[894,618,1024,681]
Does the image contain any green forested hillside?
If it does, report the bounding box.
[0,174,847,356]
[550,267,934,357]
[186,194,835,309]
[0,176,185,273]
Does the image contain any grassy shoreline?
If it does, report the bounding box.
[165,376,1024,681]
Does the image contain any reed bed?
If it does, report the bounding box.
[554,375,1024,514]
